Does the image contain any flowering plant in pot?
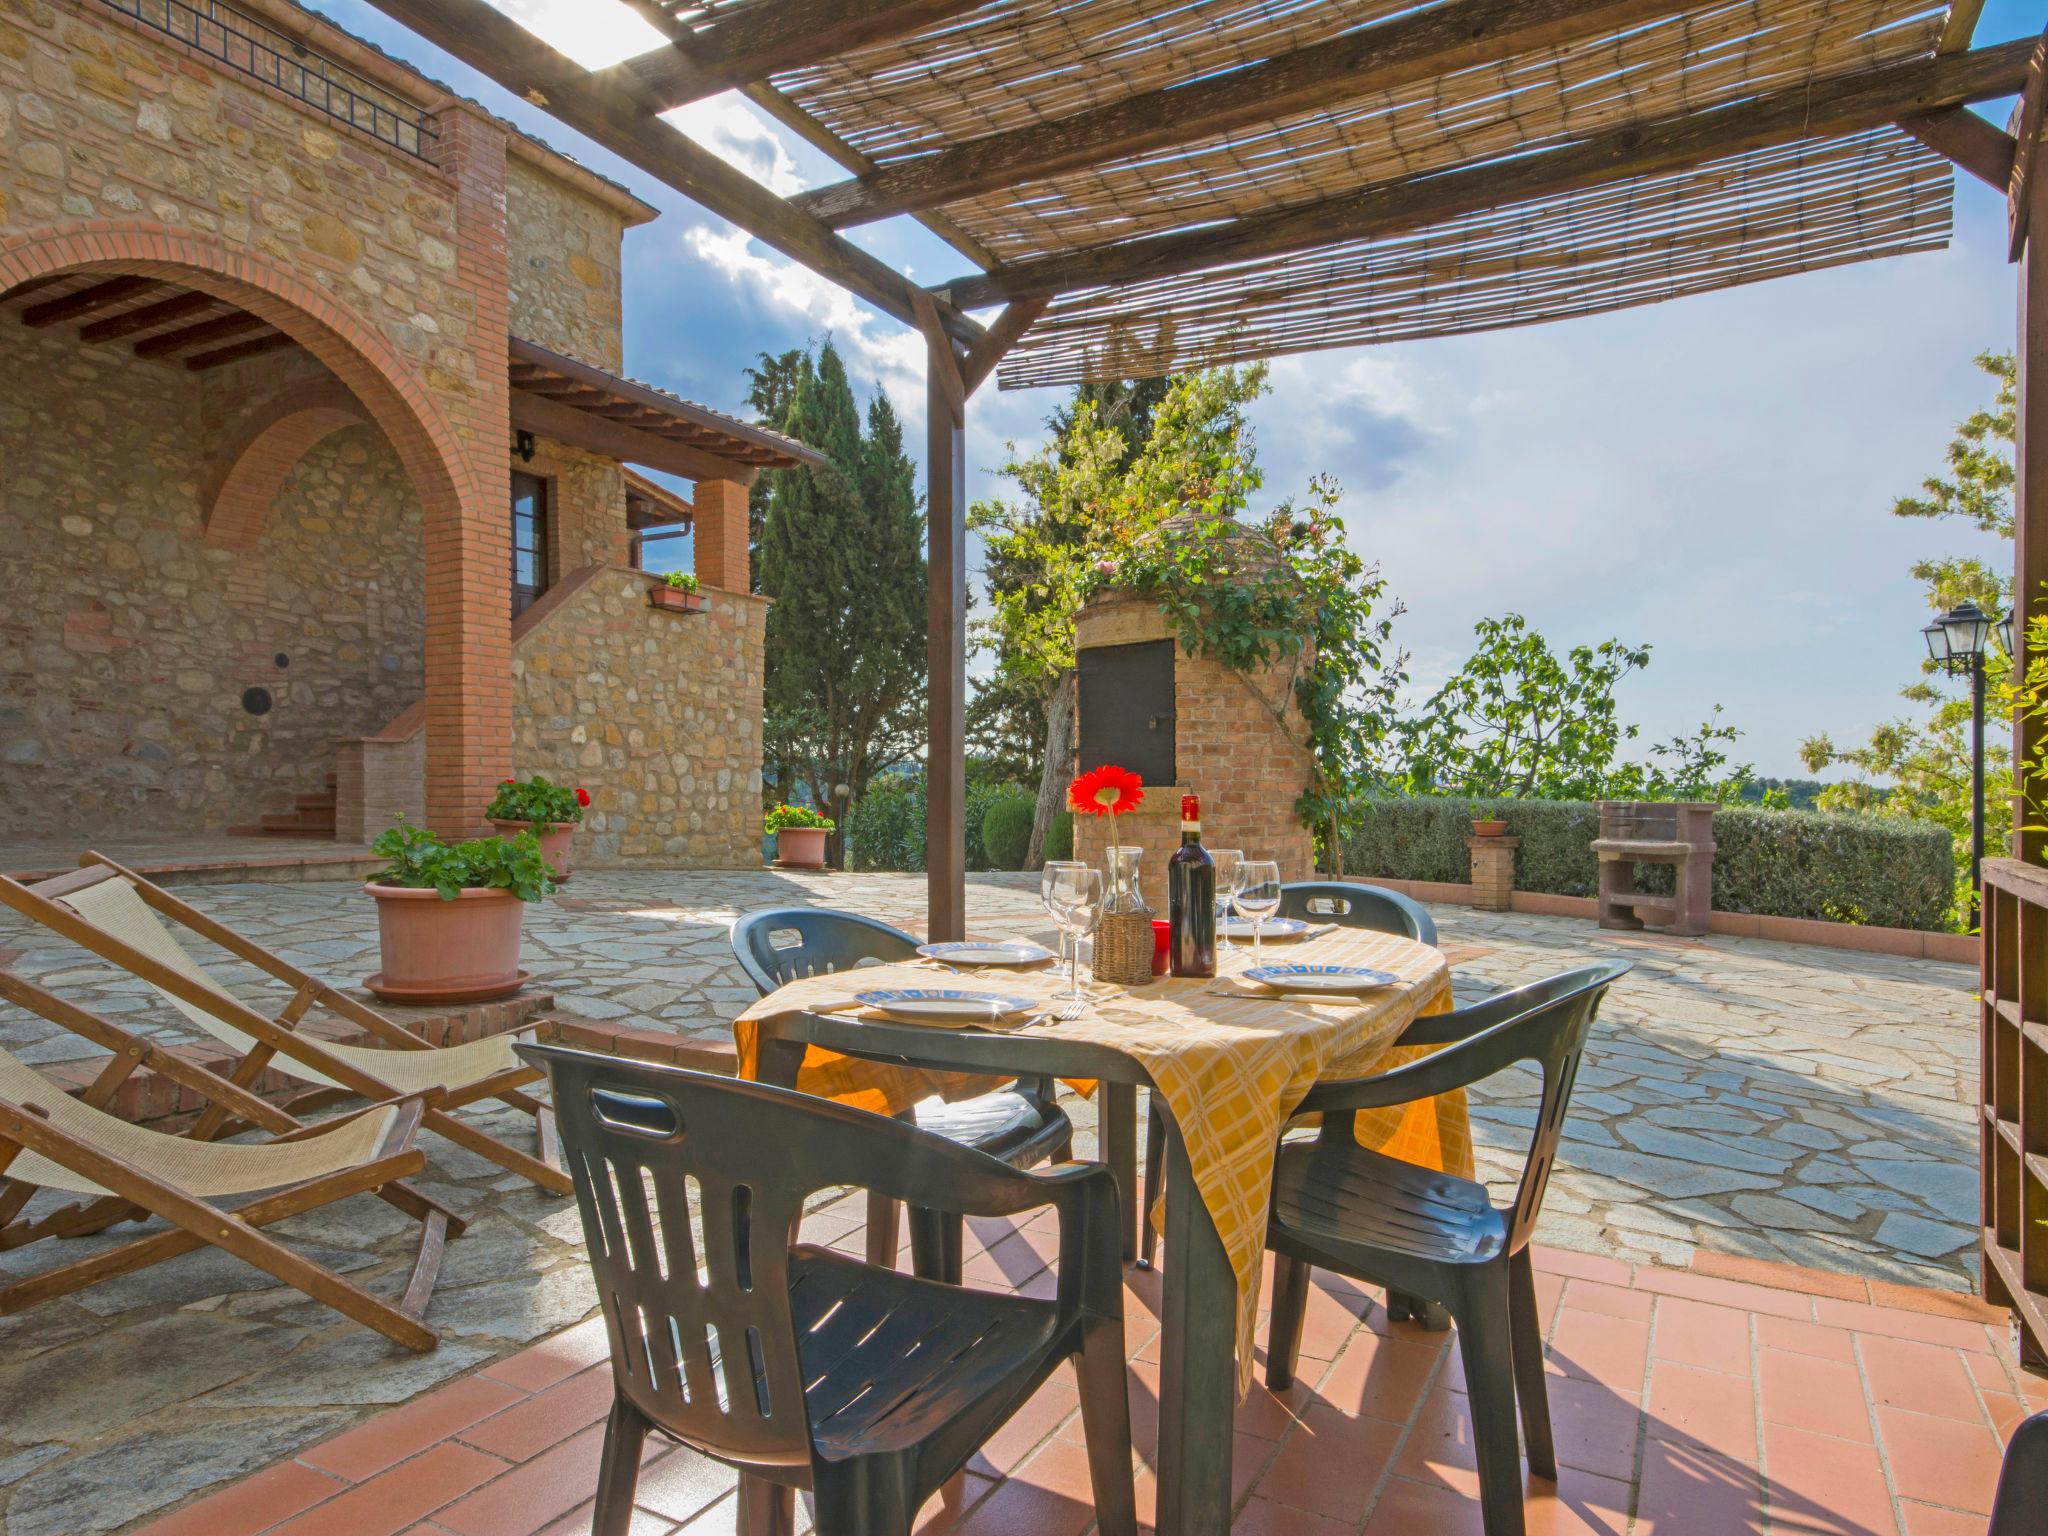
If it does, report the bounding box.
[764,802,835,868]
[485,774,589,881]
[650,570,706,613]
[363,819,553,1004]
[1069,764,1153,985]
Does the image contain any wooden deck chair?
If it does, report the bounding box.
[0,856,570,1195]
[0,968,460,1350]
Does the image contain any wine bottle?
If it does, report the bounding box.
[1168,793,1216,978]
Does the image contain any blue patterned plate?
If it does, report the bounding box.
[1242,964,1399,995]
[1220,916,1312,939]
[852,987,1039,1025]
[917,940,1057,967]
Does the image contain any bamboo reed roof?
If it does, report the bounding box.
[753,0,1966,385]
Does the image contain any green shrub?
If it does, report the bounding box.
[982,794,1035,870]
[1042,810,1074,862]
[845,775,925,871]
[371,819,554,901]
[1339,796,1954,931]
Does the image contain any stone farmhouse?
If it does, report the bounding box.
[0,0,818,868]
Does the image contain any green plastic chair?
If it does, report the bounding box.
[731,907,1072,1283]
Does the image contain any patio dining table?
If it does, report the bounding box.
[733,927,1467,1536]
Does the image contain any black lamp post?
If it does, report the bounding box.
[1923,599,1995,921]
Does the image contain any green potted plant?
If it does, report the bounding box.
[363,819,553,1003]
[649,569,706,613]
[764,802,835,869]
[1471,806,1508,837]
[486,774,587,882]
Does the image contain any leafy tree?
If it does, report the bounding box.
[1801,350,2019,916]
[970,369,1261,863]
[754,342,927,852]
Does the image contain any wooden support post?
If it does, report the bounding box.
[2017,158,2048,862]
[925,320,968,942]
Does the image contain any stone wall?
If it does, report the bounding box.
[525,436,630,576]
[505,157,625,369]
[511,567,766,867]
[1072,591,1316,910]
[0,324,423,837]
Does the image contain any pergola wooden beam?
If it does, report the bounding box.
[936,36,2038,309]
[133,310,269,358]
[358,0,983,347]
[186,331,298,371]
[793,0,1707,229]
[1897,107,2016,191]
[21,277,158,328]
[603,0,989,109]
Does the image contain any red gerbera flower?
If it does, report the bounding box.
[1069,764,1143,818]
[575,786,591,807]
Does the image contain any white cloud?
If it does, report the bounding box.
[661,94,811,197]
[482,0,667,70]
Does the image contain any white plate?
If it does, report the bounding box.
[917,940,1057,967]
[852,987,1039,1026]
[1221,916,1311,939]
[1243,964,1399,995]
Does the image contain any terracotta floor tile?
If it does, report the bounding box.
[1686,1251,1868,1302]
[947,1465,1094,1536]
[1758,1350,1874,1443]
[532,1503,677,1536]
[1362,1467,1630,1536]
[1011,1434,1116,1505]
[1652,1297,1753,1375]
[1865,1284,2006,1325]
[1233,1373,1320,1443]
[1646,1361,1759,1463]
[1760,1422,1895,1536]
[914,1472,994,1536]
[1531,1246,1634,1287]
[131,1460,347,1536]
[1632,1440,1768,1535]
[672,1490,815,1536]
[1314,1327,1446,1421]
[460,1364,616,1461]
[1982,1390,2031,1445]
[1393,1386,1479,1485]
[1549,1308,1651,1390]
[482,1317,615,1394]
[1812,1301,1996,1352]
[1875,1407,2005,1516]
[304,1374,531,1483]
[1252,1401,1403,1519]
[629,1447,740,1525]
[1631,1268,1813,1322]
[1755,1316,1858,1364]
[1235,1428,1280,1503]
[1545,1374,1644,1483]
[268,1442,510,1536]
[964,1377,1077,1479]
[1859,1336,1986,1423]
[1564,1278,1655,1323]
[1296,1280,1377,1361]
[1897,1501,1989,1535]
[1229,1494,1355,1536]
[434,1422,611,1536]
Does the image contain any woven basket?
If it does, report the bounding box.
[1094,909,1155,987]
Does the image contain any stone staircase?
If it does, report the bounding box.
[228,774,338,838]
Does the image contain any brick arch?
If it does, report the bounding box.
[0,219,480,532]
[1,219,511,834]
[202,378,373,550]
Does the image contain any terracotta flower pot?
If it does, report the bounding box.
[774,826,830,868]
[365,884,528,1004]
[649,586,706,613]
[1471,819,1508,838]
[492,817,575,882]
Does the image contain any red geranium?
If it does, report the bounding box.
[1069,764,1143,818]
[575,786,591,807]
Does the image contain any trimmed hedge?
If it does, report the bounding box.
[1043,810,1074,862]
[982,794,1035,870]
[1338,796,1955,932]
[843,777,1040,872]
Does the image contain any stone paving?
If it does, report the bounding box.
[0,869,1987,1532]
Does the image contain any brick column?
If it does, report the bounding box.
[423,105,514,837]
[1467,835,1518,912]
[693,477,751,593]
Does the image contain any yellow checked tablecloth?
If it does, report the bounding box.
[732,928,1468,1396]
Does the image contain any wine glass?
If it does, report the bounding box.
[1234,860,1282,969]
[1209,848,1244,959]
[1041,860,1088,978]
[1046,864,1104,1005]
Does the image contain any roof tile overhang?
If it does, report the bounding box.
[508,336,822,483]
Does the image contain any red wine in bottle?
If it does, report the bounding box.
[1168,793,1216,978]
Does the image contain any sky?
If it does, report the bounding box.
[312,0,2039,780]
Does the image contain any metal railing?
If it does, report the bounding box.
[100,0,439,162]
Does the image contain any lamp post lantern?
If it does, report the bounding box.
[1923,599,1995,923]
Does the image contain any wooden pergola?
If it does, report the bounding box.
[364,0,2044,954]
